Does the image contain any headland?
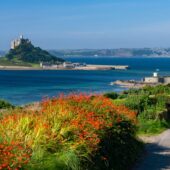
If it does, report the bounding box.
[112,72,170,88]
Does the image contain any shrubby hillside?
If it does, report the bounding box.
[106,85,170,134]
[3,39,64,64]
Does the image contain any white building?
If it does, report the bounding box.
[63,62,75,69]
[143,72,170,84]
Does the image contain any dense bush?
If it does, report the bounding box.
[87,121,142,170]
[124,95,152,113]
[0,94,141,170]
[0,99,13,109]
[107,85,170,134]
[104,92,119,99]
[118,93,128,99]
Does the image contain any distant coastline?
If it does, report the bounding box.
[2,48,170,59]
[49,48,170,58]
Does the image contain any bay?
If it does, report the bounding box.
[0,57,170,105]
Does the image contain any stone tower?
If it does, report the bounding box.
[11,35,26,49]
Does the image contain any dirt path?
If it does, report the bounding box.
[134,130,170,170]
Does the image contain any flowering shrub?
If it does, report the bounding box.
[0,141,32,169]
[0,94,140,170]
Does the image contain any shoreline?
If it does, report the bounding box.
[112,80,162,89]
[0,64,129,70]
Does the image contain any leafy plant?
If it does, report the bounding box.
[110,85,170,134]
[0,99,14,109]
[0,94,140,170]
[104,92,119,99]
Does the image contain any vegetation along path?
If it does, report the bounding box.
[135,130,170,170]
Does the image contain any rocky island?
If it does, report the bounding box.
[0,35,64,69]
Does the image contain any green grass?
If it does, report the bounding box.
[137,119,170,135]
[0,57,40,67]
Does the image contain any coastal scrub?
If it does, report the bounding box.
[0,94,142,170]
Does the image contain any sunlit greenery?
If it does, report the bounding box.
[106,85,170,135]
[0,94,142,170]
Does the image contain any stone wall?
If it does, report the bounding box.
[163,77,170,84]
[144,77,159,83]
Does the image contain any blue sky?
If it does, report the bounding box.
[1,0,170,49]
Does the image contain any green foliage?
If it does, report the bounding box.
[118,93,128,99]
[27,150,80,170]
[104,92,119,99]
[123,94,152,113]
[5,39,64,64]
[0,57,37,67]
[87,121,143,170]
[0,99,13,109]
[138,119,170,135]
[0,95,140,170]
[111,85,170,135]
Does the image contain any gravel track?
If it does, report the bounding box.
[134,130,170,170]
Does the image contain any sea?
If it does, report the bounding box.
[1,57,170,105]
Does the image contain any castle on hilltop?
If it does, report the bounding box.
[11,35,31,49]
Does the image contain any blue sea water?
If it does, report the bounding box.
[0,57,170,105]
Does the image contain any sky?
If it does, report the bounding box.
[1,0,170,50]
